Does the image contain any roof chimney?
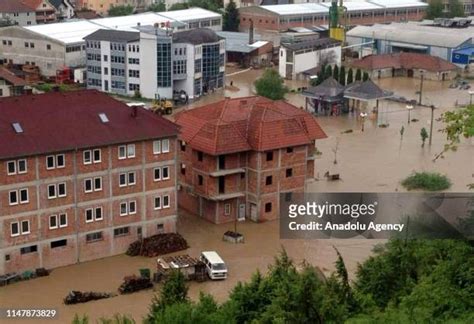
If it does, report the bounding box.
[249,19,254,45]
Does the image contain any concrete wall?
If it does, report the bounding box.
[0,137,178,275]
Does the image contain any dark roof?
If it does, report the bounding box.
[302,77,345,99]
[0,90,178,160]
[174,96,326,155]
[0,67,27,86]
[48,0,63,9]
[351,53,458,72]
[173,28,223,45]
[344,80,393,101]
[281,37,340,51]
[84,29,140,43]
[75,9,101,19]
[0,0,34,13]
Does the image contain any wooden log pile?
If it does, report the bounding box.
[64,291,115,305]
[126,233,189,257]
[118,275,153,294]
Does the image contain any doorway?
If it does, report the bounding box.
[238,204,246,221]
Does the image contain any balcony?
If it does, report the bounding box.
[209,168,245,177]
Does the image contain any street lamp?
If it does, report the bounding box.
[418,70,424,105]
[406,105,414,124]
[469,90,474,105]
[360,112,368,132]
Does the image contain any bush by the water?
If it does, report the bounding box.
[401,172,451,191]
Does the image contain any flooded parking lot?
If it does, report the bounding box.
[1,69,472,323]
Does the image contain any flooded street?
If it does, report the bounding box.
[1,69,473,323]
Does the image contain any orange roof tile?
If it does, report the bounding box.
[174,96,327,155]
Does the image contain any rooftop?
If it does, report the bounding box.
[174,96,327,156]
[0,67,27,86]
[173,28,223,45]
[350,53,458,72]
[0,90,178,160]
[19,8,219,45]
[281,37,340,51]
[84,29,140,43]
[344,80,394,101]
[347,22,474,48]
[216,31,269,53]
[0,0,35,13]
[302,77,345,99]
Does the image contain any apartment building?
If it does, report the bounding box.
[21,0,57,24]
[85,27,225,100]
[0,90,179,275]
[0,0,37,26]
[77,0,153,16]
[174,96,327,224]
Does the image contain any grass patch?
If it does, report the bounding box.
[35,83,78,92]
[401,172,451,191]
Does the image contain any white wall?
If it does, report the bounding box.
[139,32,158,99]
[101,40,111,92]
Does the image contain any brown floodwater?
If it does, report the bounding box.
[1,70,472,323]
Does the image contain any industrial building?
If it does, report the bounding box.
[239,0,428,33]
[0,8,222,77]
[346,21,474,67]
[279,36,341,80]
[216,31,273,67]
[85,27,225,100]
[0,90,179,275]
[174,96,327,224]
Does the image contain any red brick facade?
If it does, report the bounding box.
[0,139,177,274]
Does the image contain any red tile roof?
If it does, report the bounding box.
[351,53,458,72]
[20,0,46,10]
[0,90,178,160]
[0,0,35,12]
[174,96,327,155]
[0,67,27,86]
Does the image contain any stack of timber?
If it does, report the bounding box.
[126,233,188,257]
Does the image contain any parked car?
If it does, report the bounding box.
[200,251,227,280]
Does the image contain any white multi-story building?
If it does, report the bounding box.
[85,27,225,100]
[0,0,37,26]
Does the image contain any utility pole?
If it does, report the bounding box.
[429,105,435,146]
[418,71,424,105]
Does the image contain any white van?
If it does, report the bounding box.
[200,251,227,280]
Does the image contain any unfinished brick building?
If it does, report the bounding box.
[174,96,327,224]
[0,90,178,275]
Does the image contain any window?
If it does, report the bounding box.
[162,167,169,180]
[265,202,272,213]
[224,203,231,215]
[86,231,103,242]
[83,150,92,164]
[198,175,203,185]
[157,223,164,233]
[48,184,56,199]
[266,176,273,186]
[58,183,66,197]
[119,172,136,187]
[7,159,27,175]
[9,189,28,205]
[287,147,294,153]
[59,213,67,227]
[197,151,203,162]
[154,168,161,181]
[21,220,30,234]
[285,192,293,202]
[286,168,293,178]
[180,141,186,151]
[94,177,102,191]
[181,163,186,175]
[266,151,273,161]
[114,227,130,237]
[120,201,136,216]
[85,209,94,223]
[162,139,170,153]
[47,44,51,50]
[49,215,58,229]
[11,222,19,237]
[93,149,101,163]
[51,239,67,248]
[46,154,65,169]
[20,245,37,254]
[163,195,170,208]
[153,140,161,154]
[95,207,103,221]
[84,179,93,193]
[118,144,135,159]
[9,190,18,205]
[154,196,161,209]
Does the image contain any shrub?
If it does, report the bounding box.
[401,172,451,191]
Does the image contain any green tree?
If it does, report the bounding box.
[426,0,444,19]
[146,270,188,323]
[420,127,429,147]
[448,0,465,18]
[355,68,362,81]
[254,69,288,100]
[362,71,370,81]
[168,3,189,11]
[347,68,354,84]
[339,66,346,86]
[333,65,340,81]
[108,5,134,17]
[325,65,333,80]
[223,0,239,31]
[148,1,166,12]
